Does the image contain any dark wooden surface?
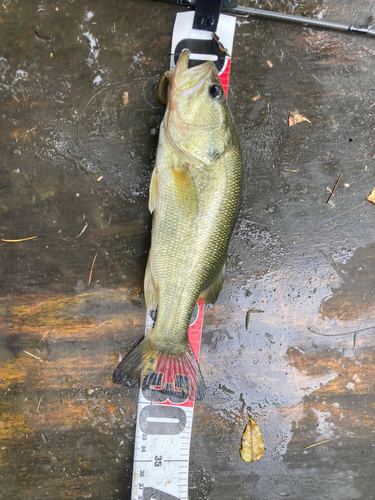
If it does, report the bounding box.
[0,0,374,498]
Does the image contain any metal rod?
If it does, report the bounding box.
[154,1,375,37]
[227,5,375,37]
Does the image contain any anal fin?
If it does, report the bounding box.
[144,253,158,310]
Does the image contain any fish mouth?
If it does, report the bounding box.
[171,49,215,98]
[173,48,190,76]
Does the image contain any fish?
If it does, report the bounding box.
[113,49,242,400]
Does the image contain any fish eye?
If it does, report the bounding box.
[209,84,223,100]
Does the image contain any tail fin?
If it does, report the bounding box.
[113,337,205,401]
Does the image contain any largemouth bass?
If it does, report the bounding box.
[113,49,242,399]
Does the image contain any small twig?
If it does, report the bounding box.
[308,326,375,337]
[304,437,334,450]
[23,350,43,362]
[77,222,88,238]
[41,331,49,340]
[326,174,342,204]
[36,395,43,413]
[245,310,251,330]
[88,253,98,285]
[245,308,264,330]
[1,236,37,242]
[277,464,294,483]
[34,30,52,41]
[312,74,322,84]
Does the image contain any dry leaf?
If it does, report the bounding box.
[288,110,311,127]
[367,188,375,204]
[267,60,273,68]
[240,417,264,462]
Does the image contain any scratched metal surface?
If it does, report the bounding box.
[0,0,375,498]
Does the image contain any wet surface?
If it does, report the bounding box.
[1,0,375,498]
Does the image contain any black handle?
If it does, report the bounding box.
[193,0,223,32]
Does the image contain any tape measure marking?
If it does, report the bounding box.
[131,300,204,500]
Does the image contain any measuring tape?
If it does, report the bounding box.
[129,6,236,500]
[131,299,204,500]
[170,11,236,97]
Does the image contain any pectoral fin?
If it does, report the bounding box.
[171,163,198,215]
[199,261,226,305]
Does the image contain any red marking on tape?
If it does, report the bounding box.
[188,298,205,361]
[219,58,231,98]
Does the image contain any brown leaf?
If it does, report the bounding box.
[367,188,375,204]
[288,110,311,127]
[240,417,264,462]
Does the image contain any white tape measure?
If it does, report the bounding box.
[131,300,204,500]
[130,10,236,499]
[171,11,236,97]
